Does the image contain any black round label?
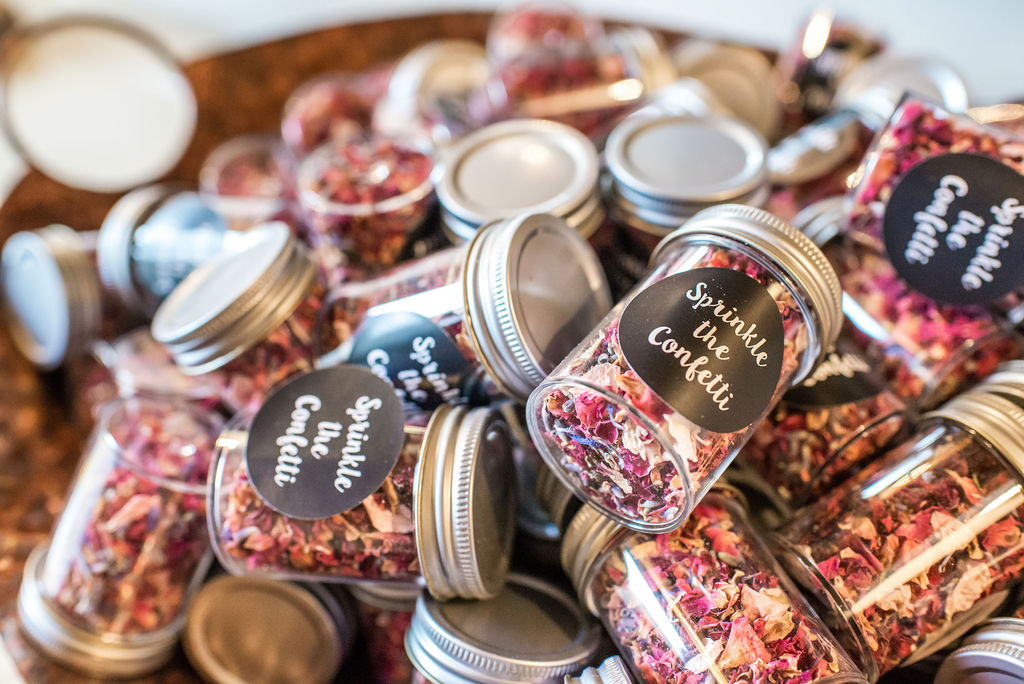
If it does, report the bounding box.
[349,312,474,411]
[883,153,1024,306]
[618,268,785,434]
[783,348,886,409]
[245,366,407,520]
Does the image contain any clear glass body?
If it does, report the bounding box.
[40,397,219,636]
[209,412,426,583]
[826,236,1021,409]
[354,599,416,684]
[297,138,435,269]
[281,73,377,157]
[582,492,863,684]
[485,3,652,139]
[740,357,908,506]
[199,134,297,233]
[528,237,820,532]
[776,420,1024,679]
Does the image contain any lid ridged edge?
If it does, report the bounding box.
[926,392,1024,478]
[565,656,634,684]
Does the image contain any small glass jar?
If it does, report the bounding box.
[17,397,221,677]
[184,575,355,684]
[319,212,611,406]
[373,40,493,148]
[350,583,420,684]
[405,572,602,684]
[528,204,843,532]
[485,3,674,139]
[436,119,604,243]
[739,340,910,506]
[152,222,340,412]
[199,133,298,233]
[565,656,634,684]
[800,196,1023,409]
[603,114,770,249]
[562,489,865,684]
[98,183,235,316]
[281,72,376,157]
[209,396,516,600]
[297,137,436,269]
[775,390,1024,680]
[935,618,1024,683]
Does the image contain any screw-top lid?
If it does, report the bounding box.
[767,107,863,185]
[927,391,1024,478]
[18,544,180,677]
[936,618,1024,684]
[671,40,782,139]
[639,77,733,119]
[405,573,602,684]
[348,582,422,612]
[1,224,102,369]
[183,575,350,684]
[565,656,634,684]
[461,213,612,402]
[972,361,1024,409]
[835,55,969,129]
[535,463,582,534]
[151,222,315,375]
[651,204,844,374]
[792,195,848,247]
[437,119,603,241]
[560,504,628,613]
[605,115,770,236]
[414,404,517,601]
[607,27,675,93]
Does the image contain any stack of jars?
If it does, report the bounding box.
[3,3,1024,683]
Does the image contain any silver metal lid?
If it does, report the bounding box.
[836,55,970,129]
[151,222,315,375]
[348,582,422,612]
[184,575,346,684]
[639,77,733,119]
[560,504,627,614]
[927,392,1024,479]
[437,119,602,241]
[671,40,782,139]
[535,462,580,534]
[973,361,1024,409]
[405,572,602,684]
[936,618,1024,684]
[652,204,844,374]
[605,115,770,236]
[414,404,517,601]
[97,183,180,315]
[607,27,675,93]
[462,213,612,402]
[18,544,178,677]
[1,224,102,369]
[565,656,634,684]
[767,108,863,185]
[792,195,848,247]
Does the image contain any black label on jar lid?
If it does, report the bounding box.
[783,348,887,409]
[618,268,784,433]
[883,152,1024,306]
[245,366,406,520]
[348,311,479,411]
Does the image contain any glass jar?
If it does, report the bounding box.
[349,583,420,684]
[373,40,493,149]
[562,489,865,684]
[405,572,602,684]
[565,656,634,684]
[199,133,298,233]
[603,114,770,248]
[184,575,355,684]
[527,204,843,532]
[800,196,1023,409]
[297,137,436,270]
[208,367,516,601]
[436,119,604,243]
[935,618,1024,683]
[281,72,376,157]
[151,222,340,412]
[739,340,909,506]
[0,225,128,369]
[17,397,221,677]
[485,3,674,139]
[319,212,611,406]
[775,391,1024,680]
